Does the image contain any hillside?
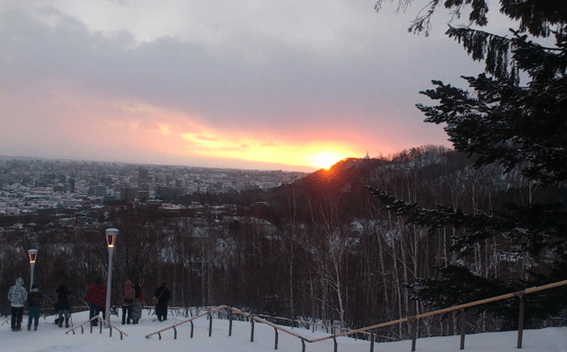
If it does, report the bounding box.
[3,310,567,352]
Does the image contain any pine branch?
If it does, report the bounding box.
[447,26,515,82]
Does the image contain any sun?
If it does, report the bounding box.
[310,152,343,170]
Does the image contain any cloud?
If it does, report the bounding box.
[2,4,444,127]
[1,0,492,170]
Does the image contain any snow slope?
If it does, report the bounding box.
[2,310,566,352]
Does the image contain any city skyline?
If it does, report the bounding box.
[1,1,511,172]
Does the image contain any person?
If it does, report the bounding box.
[84,278,106,326]
[27,285,43,331]
[7,277,27,331]
[56,284,72,328]
[154,282,171,322]
[121,280,135,324]
[130,282,145,324]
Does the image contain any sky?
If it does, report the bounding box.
[0,0,511,172]
[3,309,567,352]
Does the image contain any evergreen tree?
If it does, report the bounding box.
[371,0,567,322]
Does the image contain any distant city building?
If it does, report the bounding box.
[156,186,183,199]
[68,177,75,193]
[120,187,138,202]
[137,190,149,202]
[89,185,106,197]
[139,168,148,184]
[102,195,117,204]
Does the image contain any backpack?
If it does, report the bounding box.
[31,295,43,305]
[123,287,135,304]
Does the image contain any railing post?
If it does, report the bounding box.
[209,312,213,337]
[333,336,338,352]
[460,309,466,350]
[301,338,306,352]
[229,309,233,336]
[274,327,278,350]
[517,294,525,349]
[410,317,417,352]
[370,329,374,352]
[250,315,255,342]
[190,321,194,338]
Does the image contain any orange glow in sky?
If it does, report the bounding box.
[180,128,356,171]
[308,152,345,170]
[1,90,369,172]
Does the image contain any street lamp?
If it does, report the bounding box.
[104,228,119,327]
[28,249,38,290]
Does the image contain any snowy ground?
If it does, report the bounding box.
[1,309,566,352]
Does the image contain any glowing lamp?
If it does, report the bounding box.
[105,228,119,248]
[28,249,38,264]
[104,228,119,327]
[28,248,38,291]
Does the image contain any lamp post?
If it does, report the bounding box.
[28,249,38,290]
[104,228,119,327]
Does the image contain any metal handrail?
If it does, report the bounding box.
[145,305,230,339]
[65,316,129,340]
[144,280,567,351]
[255,313,373,338]
[311,280,567,343]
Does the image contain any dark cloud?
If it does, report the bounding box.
[2,6,477,123]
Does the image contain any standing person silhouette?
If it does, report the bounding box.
[154,282,171,322]
[27,285,43,331]
[7,277,27,331]
[121,280,135,324]
[131,282,145,324]
[55,284,72,328]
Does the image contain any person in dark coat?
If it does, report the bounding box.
[85,278,106,326]
[56,284,72,328]
[154,282,171,322]
[27,285,43,331]
[7,277,27,331]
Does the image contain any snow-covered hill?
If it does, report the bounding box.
[2,310,566,352]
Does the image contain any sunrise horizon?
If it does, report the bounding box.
[0,147,381,173]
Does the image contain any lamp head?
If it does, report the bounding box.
[105,228,119,248]
[28,249,38,264]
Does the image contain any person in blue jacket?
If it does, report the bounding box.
[27,285,43,331]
